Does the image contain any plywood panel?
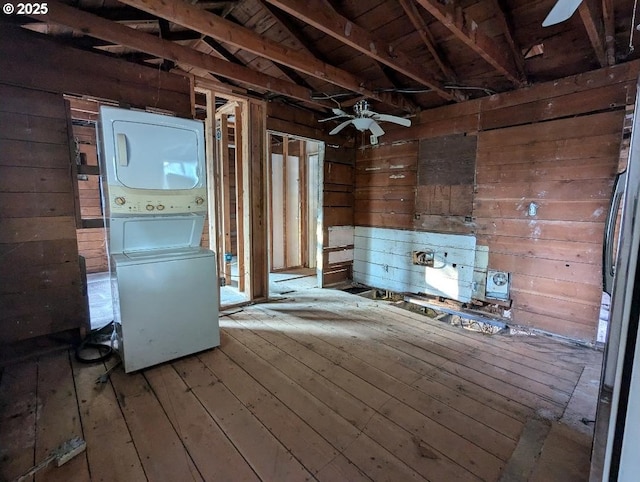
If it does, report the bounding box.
[418,134,476,186]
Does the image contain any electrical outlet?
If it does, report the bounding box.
[412,250,434,267]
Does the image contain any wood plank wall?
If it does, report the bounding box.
[0,24,191,118]
[323,146,355,285]
[354,60,640,342]
[0,26,193,357]
[0,84,88,345]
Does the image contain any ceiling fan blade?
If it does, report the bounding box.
[332,108,349,116]
[318,114,350,123]
[329,119,353,135]
[373,113,412,127]
[542,0,583,27]
[369,121,385,137]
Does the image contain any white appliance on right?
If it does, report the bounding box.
[591,78,640,481]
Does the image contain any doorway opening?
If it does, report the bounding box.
[267,133,323,296]
[202,92,251,307]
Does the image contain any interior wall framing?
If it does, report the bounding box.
[354,60,640,342]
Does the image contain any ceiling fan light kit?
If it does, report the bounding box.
[320,99,411,142]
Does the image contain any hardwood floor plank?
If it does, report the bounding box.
[227,310,515,474]
[226,314,392,409]
[108,364,203,481]
[359,413,481,482]
[229,311,519,459]
[353,301,581,388]
[196,348,340,475]
[0,362,37,481]
[145,364,260,482]
[361,300,586,380]
[257,301,564,417]
[324,300,574,406]
[71,357,146,482]
[224,322,378,429]
[35,351,90,482]
[219,330,429,481]
[254,301,533,425]
[173,355,315,481]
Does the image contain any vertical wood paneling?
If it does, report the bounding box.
[0,84,88,345]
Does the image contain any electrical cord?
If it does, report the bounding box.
[75,321,116,364]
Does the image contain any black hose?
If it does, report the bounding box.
[75,321,116,364]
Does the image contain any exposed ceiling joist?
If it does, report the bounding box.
[414,0,525,87]
[397,0,456,82]
[578,0,608,67]
[489,0,526,80]
[34,1,332,108]
[603,0,615,66]
[118,0,415,112]
[264,0,454,102]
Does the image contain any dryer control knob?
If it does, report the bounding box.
[195,196,205,205]
[157,204,165,211]
[146,204,155,211]
[114,196,126,205]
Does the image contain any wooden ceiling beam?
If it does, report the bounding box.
[264,0,454,102]
[489,0,527,80]
[34,1,332,108]
[578,0,608,67]
[603,0,616,66]
[398,0,456,82]
[262,0,418,110]
[118,0,414,111]
[413,0,524,86]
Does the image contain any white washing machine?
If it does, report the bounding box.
[97,106,220,373]
[111,248,219,373]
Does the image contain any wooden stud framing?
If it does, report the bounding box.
[282,135,289,269]
[235,104,246,292]
[300,140,308,267]
[217,114,233,286]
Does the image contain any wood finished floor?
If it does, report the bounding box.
[0,288,601,481]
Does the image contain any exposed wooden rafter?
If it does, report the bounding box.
[413,0,525,86]
[578,0,608,67]
[397,0,456,82]
[118,0,415,112]
[262,0,419,110]
[603,0,616,66]
[489,0,527,80]
[33,1,332,108]
[264,0,455,102]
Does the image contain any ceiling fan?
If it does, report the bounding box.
[542,0,583,27]
[319,100,411,142]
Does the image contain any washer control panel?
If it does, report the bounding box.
[107,186,207,215]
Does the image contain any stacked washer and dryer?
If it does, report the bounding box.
[97,106,220,373]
